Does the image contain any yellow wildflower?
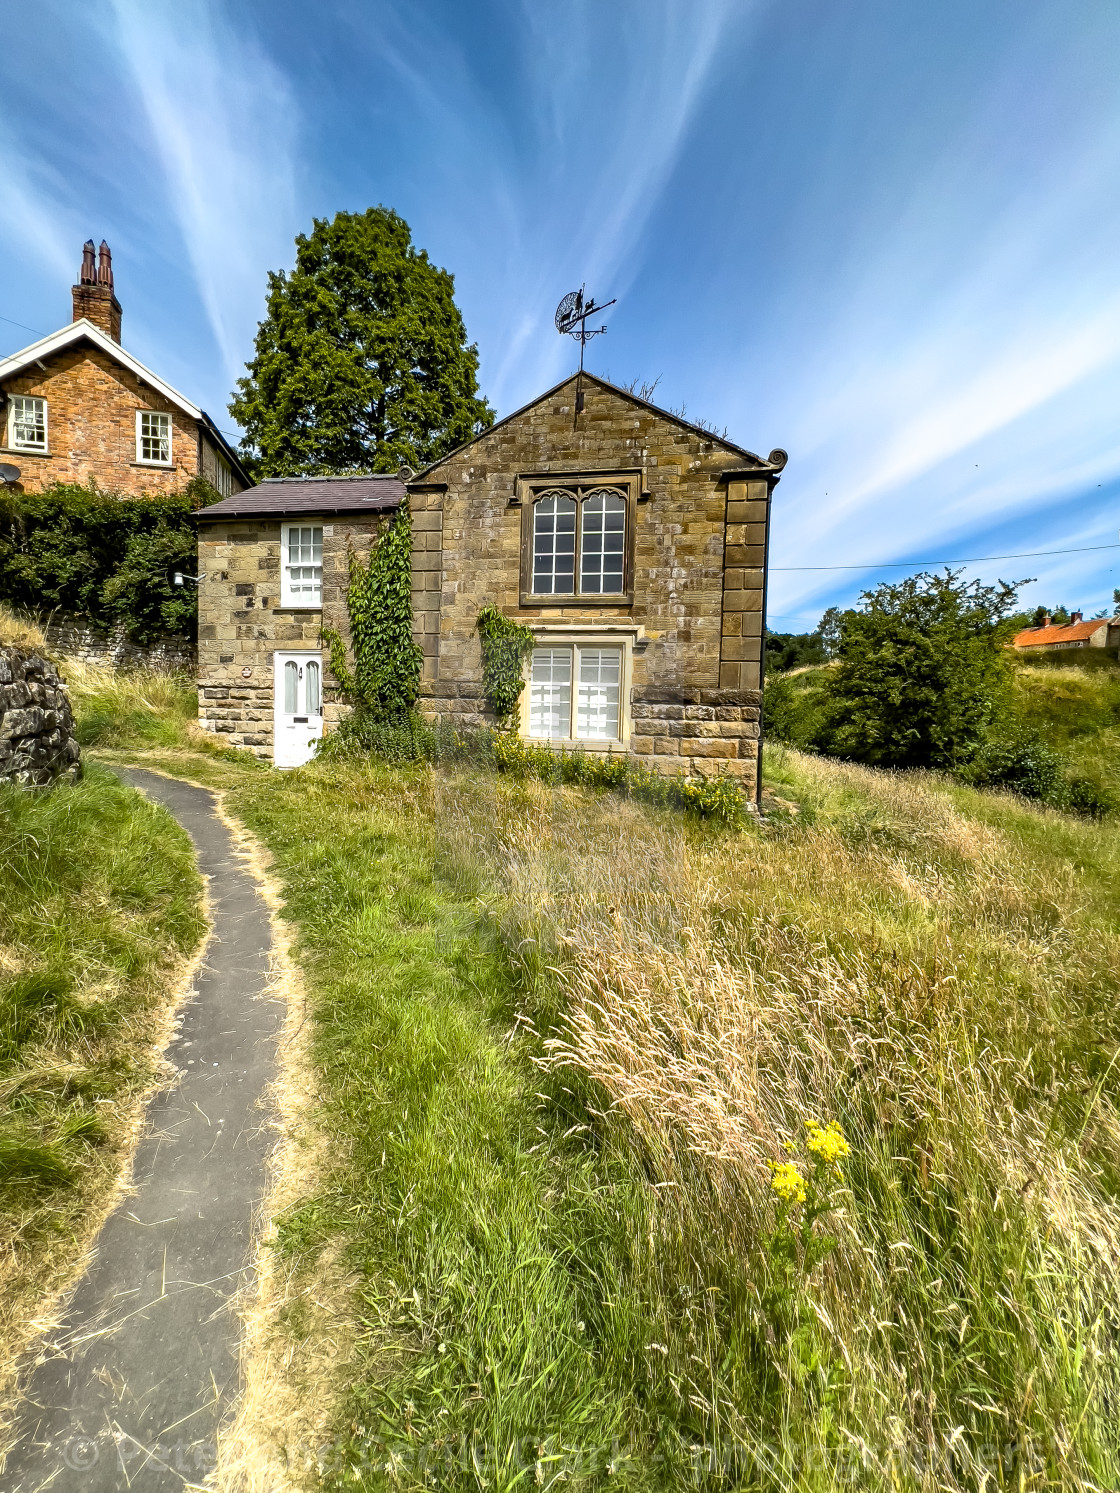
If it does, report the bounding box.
[769,1162,807,1205]
[805,1118,850,1170]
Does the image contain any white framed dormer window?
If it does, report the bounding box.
[136,410,172,465]
[523,631,634,747]
[280,523,323,608]
[8,396,47,451]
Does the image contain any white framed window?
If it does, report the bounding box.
[214,453,232,496]
[136,410,172,465]
[280,523,323,607]
[8,396,47,451]
[526,639,626,745]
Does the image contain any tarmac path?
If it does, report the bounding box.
[4,769,281,1491]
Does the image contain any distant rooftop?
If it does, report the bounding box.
[197,473,405,519]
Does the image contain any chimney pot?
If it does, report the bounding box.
[80,240,96,285]
[96,241,114,289]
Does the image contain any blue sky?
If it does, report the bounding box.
[2,0,1119,629]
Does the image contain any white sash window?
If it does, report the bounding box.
[280,524,323,607]
[136,410,172,464]
[8,396,47,451]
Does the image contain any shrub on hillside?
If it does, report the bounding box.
[0,480,220,643]
[813,569,1021,770]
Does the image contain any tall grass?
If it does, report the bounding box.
[0,765,204,1410]
[429,748,1120,1487]
[98,724,1120,1488]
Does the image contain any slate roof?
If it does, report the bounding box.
[1012,619,1108,648]
[195,474,406,519]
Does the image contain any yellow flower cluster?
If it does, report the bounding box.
[769,1162,807,1205]
[805,1118,850,1170]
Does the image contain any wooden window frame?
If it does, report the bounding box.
[279,522,324,609]
[135,409,173,467]
[8,395,48,452]
[518,469,639,607]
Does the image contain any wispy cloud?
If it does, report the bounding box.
[0,124,77,307]
[106,0,298,386]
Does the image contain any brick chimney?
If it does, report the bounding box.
[71,239,122,342]
[1070,610,1083,624]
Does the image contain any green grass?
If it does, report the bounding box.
[79,673,1120,1491]
[1012,658,1120,801]
[0,763,205,1386]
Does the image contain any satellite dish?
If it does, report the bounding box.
[0,463,21,486]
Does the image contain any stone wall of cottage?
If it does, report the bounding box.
[0,647,82,786]
[0,345,210,496]
[410,376,774,788]
[196,513,386,759]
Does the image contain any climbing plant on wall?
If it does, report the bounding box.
[476,606,535,726]
[324,497,422,718]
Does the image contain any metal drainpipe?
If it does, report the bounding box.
[756,476,776,813]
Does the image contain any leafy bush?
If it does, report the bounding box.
[1059,775,1115,819]
[0,479,220,642]
[961,725,1065,800]
[814,569,1022,770]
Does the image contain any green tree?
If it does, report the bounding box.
[229,208,494,477]
[814,569,1023,770]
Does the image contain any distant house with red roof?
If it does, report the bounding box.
[1011,612,1120,652]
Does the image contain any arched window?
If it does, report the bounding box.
[580,489,626,594]
[305,660,320,716]
[532,491,577,594]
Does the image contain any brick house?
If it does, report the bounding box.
[1011,613,1120,652]
[193,373,785,797]
[0,241,249,498]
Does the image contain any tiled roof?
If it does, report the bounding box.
[195,474,406,519]
[1012,619,1106,648]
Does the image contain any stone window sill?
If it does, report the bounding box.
[130,461,176,470]
[0,446,51,458]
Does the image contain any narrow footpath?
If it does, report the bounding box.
[5,770,281,1492]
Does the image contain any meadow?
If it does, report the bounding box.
[68,655,1120,1491]
[3,632,1118,1489]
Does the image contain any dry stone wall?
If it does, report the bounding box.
[43,615,194,672]
[0,648,81,786]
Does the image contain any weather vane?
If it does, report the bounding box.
[555,286,616,413]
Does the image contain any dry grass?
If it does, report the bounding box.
[0,604,47,652]
[431,749,1120,1484]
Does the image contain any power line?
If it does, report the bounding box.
[770,543,1120,572]
[0,312,44,337]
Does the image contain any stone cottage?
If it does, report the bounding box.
[193,374,785,797]
[0,242,249,497]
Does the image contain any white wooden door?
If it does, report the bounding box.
[273,652,323,768]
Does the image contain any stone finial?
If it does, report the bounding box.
[97,240,114,288]
[80,240,97,284]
